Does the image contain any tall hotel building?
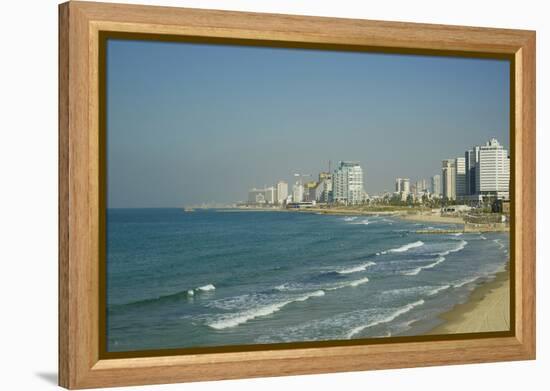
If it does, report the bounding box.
[315,172,333,203]
[465,146,481,196]
[292,182,304,203]
[332,161,364,205]
[395,178,403,193]
[431,174,441,196]
[455,157,467,197]
[475,138,510,199]
[442,159,456,200]
[264,186,277,204]
[402,178,410,194]
[276,181,288,205]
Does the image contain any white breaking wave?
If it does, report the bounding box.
[480,235,487,240]
[196,284,216,292]
[379,241,424,255]
[401,255,446,276]
[349,218,373,225]
[346,300,425,339]
[343,216,358,222]
[452,232,463,237]
[428,284,451,296]
[276,276,370,292]
[438,240,468,256]
[337,261,376,274]
[187,289,194,296]
[208,290,325,330]
[324,277,370,291]
[453,276,480,288]
[493,239,506,249]
[346,277,370,288]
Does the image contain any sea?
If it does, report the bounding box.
[106,208,509,352]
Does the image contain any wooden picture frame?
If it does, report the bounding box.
[59,1,536,389]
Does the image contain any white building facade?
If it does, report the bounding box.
[265,186,277,204]
[332,161,364,205]
[292,182,304,203]
[431,174,441,196]
[276,181,288,205]
[442,159,456,200]
[475,138,510,200]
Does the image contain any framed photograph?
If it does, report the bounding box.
[59,1,536,389]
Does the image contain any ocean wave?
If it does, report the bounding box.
[451,232,463,237]
[428,284,451,296]
[343,277,370,288]
[401,255,446,276]
[197,284,216,292]
[480,235,487,240]
[350,218,373,225]
[337,261,376,274]
[109,282,215,311]
[379,240,424,255]
[208,290,325,330]
[453,276,480,288]
[438,240,467,256]
[343,216,358,222]
[493,239,506,249]
[381,284,449,298]
[346,299,425,339]
[276,276,370,292]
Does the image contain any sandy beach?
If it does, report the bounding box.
[428,268,510,334]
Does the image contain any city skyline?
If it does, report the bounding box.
[107,39,510,208]
[242,136,510,208]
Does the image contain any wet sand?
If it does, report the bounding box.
[428,268,510,334]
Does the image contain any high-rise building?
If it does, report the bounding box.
[292,182,304,203]
[395,178,403,193]
[316,173,333,203]
[442,159,456,200]
[265,186,277,204]
[276,181,288,205]
[332,161,364,205]
[455,157,466,197]
[402,178,410,194]
[475,138,510,199]
[415,180,426,195]
[431,174,441,196]
[465,146,480,195]
[304,181,318,202]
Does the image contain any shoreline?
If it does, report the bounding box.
[220,208,509,233]
[397,213,464,225]
[426,266,510,335]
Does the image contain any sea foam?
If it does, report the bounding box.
[438,240,467,256]
[453,276,480,288]
[196,284,216,292]
[346,299,425,338]
[208,290,325,330]
[401,255,446,276]
[337,261,376,275]
[379,240,424,255]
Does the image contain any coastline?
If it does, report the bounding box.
[427,266,510,335]
[397,213,464,225]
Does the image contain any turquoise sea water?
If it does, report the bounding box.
[106,208,509,352]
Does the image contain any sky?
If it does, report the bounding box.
[106,39,510,208]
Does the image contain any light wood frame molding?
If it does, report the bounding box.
[59,1,536,389]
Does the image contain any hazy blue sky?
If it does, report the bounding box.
[107,39,509,208]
